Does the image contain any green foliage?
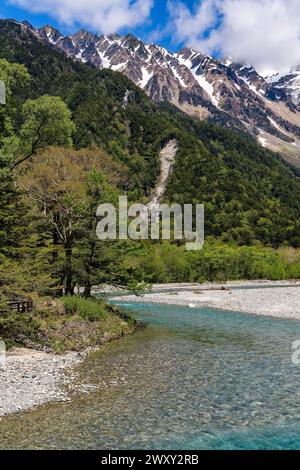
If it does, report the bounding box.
[16,95,75,165]
[0,58,29,98]
[61,295,108,321]
[0,20,300,347]
[0,22,300,246]
[0,58,30,141]
[0,309,40,349]
[0,59,30,255]
[0,298,136,351]
[0,165,26,255]
[0,142,25,254]
[189,242,289,282]
[121,241,300,284]
[18,147,126,295]
[165,128,300,247]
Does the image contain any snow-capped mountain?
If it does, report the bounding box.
[264,69,300,105]
[18,22,300,168]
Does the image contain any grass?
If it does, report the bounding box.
[0,296,138,352]
[61,296,109,321]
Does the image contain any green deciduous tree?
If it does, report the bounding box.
[19,147,125,296]
[15,95,76,167]
[0,59,30,141]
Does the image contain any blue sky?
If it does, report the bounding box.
[0,1,299,72]
[0,0,178,50]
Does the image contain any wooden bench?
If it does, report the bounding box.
[7,300,34,313]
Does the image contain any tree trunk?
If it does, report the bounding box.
[83,240,96,298]
[65,247,74,296]
[51,214,60,263]
[84,282,92,298]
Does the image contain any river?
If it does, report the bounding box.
[1,301,300,449]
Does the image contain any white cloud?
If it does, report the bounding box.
[168,0,300,74]
[8,0,153,34]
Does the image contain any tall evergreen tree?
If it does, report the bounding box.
[0,60,29,256]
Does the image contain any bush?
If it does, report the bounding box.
[0,310,40,349]
[123,241,300,284]
[0,297,136,352]
[61,296,109,321]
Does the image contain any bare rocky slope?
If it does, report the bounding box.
[147,139,178,210]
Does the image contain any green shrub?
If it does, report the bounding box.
[61,296,109,321]
[123,241,300,284]
[0,310,40,349]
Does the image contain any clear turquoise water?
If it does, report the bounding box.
[1,301,300,450]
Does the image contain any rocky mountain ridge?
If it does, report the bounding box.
[11,20,300,168]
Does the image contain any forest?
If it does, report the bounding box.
[0,19,300,349]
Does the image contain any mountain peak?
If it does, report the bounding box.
[121,34,142,50]
[21,20,34,29]
[38,24,62,44]
[72,29,98,42]
[5,18,300,165]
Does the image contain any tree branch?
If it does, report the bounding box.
[13,118,46,167]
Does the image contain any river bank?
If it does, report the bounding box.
[0,348,84,417]
[2,281,300,418]
[113,280,300,320]
[0,298,139,417]
[1,298,300,449]
[0,326,138,417]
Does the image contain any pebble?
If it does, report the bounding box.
[115,282,300,320]
[0,349,84,417]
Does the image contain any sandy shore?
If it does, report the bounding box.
[0,348,86,417]
[114,281,300,320]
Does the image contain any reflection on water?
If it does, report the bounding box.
[1,302,300,449]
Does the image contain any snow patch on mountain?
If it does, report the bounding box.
[268,117,290,137]
[19,20,300,167]
[111,61,128,72]
[139,67,153,88]
[193,73,218,107]
[170,66,187,88]
[265,69,300,104]
[97,50,111,68]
